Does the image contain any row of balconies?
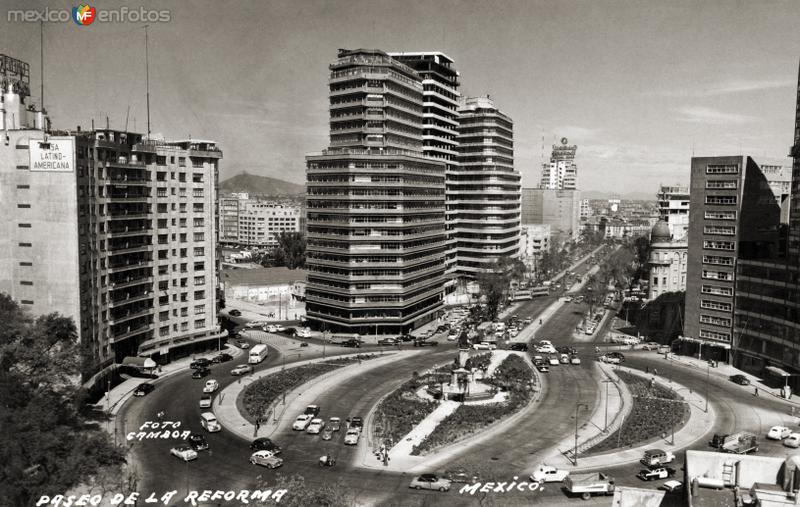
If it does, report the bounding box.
[305,285,443,309]
[307,275,443,297]
[306,262,443,282]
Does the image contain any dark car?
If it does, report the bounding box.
[229,309,241,317]
[398,334,414,342]
[190,358,212,370]
[349,416,363,429]
[250,437,281,454]
[133,383,155,397]
[436,324,450,333]
[413,339,439,347]
[304,405,321,417]
[340,339,362,348]
[378,337,399,346]
[188,433,209,451]
[607,351,626,362]
[730,374,750,386]
[211,353,233,364]
[444,468,480,483]
[709,433,730,448]
[300,342,309,347]
[509,343,528,352]
[191,368,211,379]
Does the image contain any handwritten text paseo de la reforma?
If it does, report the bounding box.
[36,489,288,506]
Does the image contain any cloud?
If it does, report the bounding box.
[676,106,756,125]
[648,78,795,98]
[550,126,601,142]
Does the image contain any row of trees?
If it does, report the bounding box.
[476,257,528,320]
[0,293,127,506]
[252,232,306,269]
[578,236,651,315]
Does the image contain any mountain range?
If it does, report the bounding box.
[219,172,305,197]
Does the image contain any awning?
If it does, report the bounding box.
[765,366,792,377]
[675,336,732,350]
[122,356,157,369]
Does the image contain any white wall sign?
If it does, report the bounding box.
[29,136,75,172]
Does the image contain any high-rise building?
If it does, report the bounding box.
[453,96,520,276]
[304,49,447,335]
[521,188,580,245]
[0,54,224,381]
[539,138,578,190]
[579,198,591,220]
[389,52,460,289]
[656,184,690,240]
[219,196,240,244]
[681,156,790,362]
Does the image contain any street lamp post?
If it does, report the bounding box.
[601,378,614,432]
[704,360,709,413]
[573,402,589,465]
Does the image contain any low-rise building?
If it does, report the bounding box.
[647,221,688,300]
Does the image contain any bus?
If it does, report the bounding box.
[248,344,269,364]
[509,290,533,302]
[529,286,550,297]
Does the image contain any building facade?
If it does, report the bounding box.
[683,155,790,362]
[453,96,520,276]
[219,196,240,243]
[656,184,690,240]
[389,52,461,289]
[237,202,300,247]
[521,188,580,245]
[580,198,591,220]
[539,138,578,190]
[304,49,447,335]
[518,224,550,274]
[647,221,688,300]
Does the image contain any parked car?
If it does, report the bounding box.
[537,365,550,373]
[409,474,452,492]
[709,433,730,448]
[306,418,325,434]
[190,358,212,370]
[548,356,560,366]
[228,309,241,317]
[607,352,625,362]
[230,364,253,376]
[250,437,281,454]
[199,394,212,408]
[296,328,312,338]
[191,368,211,379]
[637,467,675,481]
[274,324,286,332]
[203,379,219,393]
[570,355,581,365]
[414,339,439,347]
[328,417,342,432]
[265,324,277,333]
[211,353,233,363]
[640,449,675,467]
[340,339,362,348]
[768,426,792,440]
[730,374,750,386]
[509,343,528,352]
[473,342,495,350]
[785,433,800,448]
[170,445,198,462]
[250,451,283,469]
[133,383,155,397]
[641,342,660,351]
[293,414,313,431]
[378,337,399,346]
[344,428,361,445]
[236,340,250,349]
[530,464,569,483]
[660,480,683,493]
[187,433,209,451]
[349,416,364,429]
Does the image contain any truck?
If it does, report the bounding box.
[721,432,758,454]
[248,344,269,364]
[564,472,615,500]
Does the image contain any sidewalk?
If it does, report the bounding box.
[565,363,716,472]
[386,400,460,462]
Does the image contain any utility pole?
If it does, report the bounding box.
[704,361,709,413]
[573,402,589,465]
[144,25,151,137]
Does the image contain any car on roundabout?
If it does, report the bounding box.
[228,309,241,317]
[187,433,209,451]
[660,480,683,493]
[235,339,250,349]
[378,337,399,346]
[328,417,342,431]
[211,353,233,363]
[637,467,676,481]
[641,341,661,351]
[509,343,528,352]
[190,358,212,370]
[306,418,325,434]
[768,426,792,440]
[275,324,286,332]
[473,342,496,350]
[191,368,211,379]
[250,437,281,454]
[133,383,155,397]
[548,356,560,366]
[202,379,219,393]
[250,450,283,469]
[537,365,550,373]
[785,433,800,448]
[230,364,253,376]
[170,445,198,462]
[344,428,361,445]
[409,474,452,492]
[293,414,314,431]
[444,468,480,483]
[570,355,581,365]
[321,429,333,441]
[199,394,212,408]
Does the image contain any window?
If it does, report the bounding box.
[700,314,732,327]
[703,255,734,266]
[19,242,32,247]
[194,232,205,242]
[20,300,34,305]
[706,180,738,189]
[705,210,736,220]
[705,195,737,205]
[701,284,733,296]
[699,329,731,341]
[702,270,733,281]
[20,281,33,286]
[194,262,204,271]
[701,299,732,312]
[194,276,205,285]
[17,204,30,209]
[194,319,206,329]
[159,326,169,337]
[704,225,735,236]
[194,304,205,315]
[19,261,32,266]
[193,247,204,256]
[17,184,30,189]
[193,218,204,227]
[706,164,739,174]
[704,240,735,251]
[194,290,205,300]
[18,223,31,228]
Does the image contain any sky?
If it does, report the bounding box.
[2,0,800,196]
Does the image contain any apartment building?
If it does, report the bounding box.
[453,96,521,276]
[657,184,690,240]
[389,52,461,290]
[219,196,240,243]
[519,224,550,273]
[521,187,580,245]
[304,49,447,335]
[682,156,790,363]
[647,221,687,300]
[237,202,301,247]
[539,138,578,190]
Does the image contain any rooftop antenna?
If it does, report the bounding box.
[124,105,130,132]
[40,20,44,114]
[144,24,151,138]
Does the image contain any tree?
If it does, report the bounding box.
[477,270,509,321]
[272,232,306,269]
[0,293,126,507]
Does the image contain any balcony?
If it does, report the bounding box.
[108,243,154,256]
[108,291,154,308]
[111,323,154,342]
[109,275,154,290]
[108,306,154,325]
[105,226,153,239]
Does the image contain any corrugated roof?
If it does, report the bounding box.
[222,266,307,287]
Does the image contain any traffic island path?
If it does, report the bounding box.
[557,363,716,472]
[213,351,422,442]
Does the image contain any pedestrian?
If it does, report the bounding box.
[653,368,658,376]
[256,419,261,430]
[646,366,650,374]
[755,387,759,397]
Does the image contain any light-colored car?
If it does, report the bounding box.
[660,480,683,493]
[409,474,452,492]
[321,429,333,441]
[641,341,660,351]
[297,328,312,338]
[768,426,792,440]
[559,354,570,364]
[548,356,560,366]
[265,324,278,333]
[564,296,573,302]
[530,464,569,483]
[599,355,621,364]
[328,417,342,431]
[306,418,325,434]
[344,428,360,445]
[537,345,557,354]
[784,433,800,448]
[473,342,496,350]
[170,445,198,462]
[570,355,581,365]
[293,414,313,431]
[250,450,283,469]
[202,379,219,393]
[274,324,286,332]
[199,394,212,408]
[231,364,253,376]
